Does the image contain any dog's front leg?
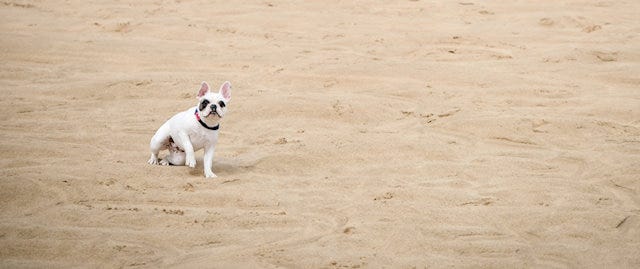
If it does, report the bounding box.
[203,144,216,178]
[176,132,196,168]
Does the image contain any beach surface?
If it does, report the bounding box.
[1,1,639,268]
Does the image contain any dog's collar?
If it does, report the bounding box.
[194,109,219,131]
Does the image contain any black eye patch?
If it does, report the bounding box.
[218,101,226,108]
[199,100,210,111]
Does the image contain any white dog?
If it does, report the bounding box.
[148,81,231,178]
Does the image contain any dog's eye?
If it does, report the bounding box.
[199,100,210,111]
[218,101,226,108]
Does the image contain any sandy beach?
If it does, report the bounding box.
[1,0,639,268]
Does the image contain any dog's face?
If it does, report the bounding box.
[196,81,231,123]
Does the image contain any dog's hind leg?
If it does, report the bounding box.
[160,143,186,166]
[148,121,171,165]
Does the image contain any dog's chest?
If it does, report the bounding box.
[188,128,218,150]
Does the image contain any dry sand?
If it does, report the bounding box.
[1,0,639,268]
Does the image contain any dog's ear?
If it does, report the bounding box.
[197,81,210,98]
[219,81,231,100]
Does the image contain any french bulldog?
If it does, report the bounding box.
[148,81,231,178]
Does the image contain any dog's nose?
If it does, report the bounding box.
[210,104,217,111]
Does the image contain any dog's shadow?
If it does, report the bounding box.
[187,157,255,177]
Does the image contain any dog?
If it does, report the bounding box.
[148,81,231,178]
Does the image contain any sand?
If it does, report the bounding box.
[1,0,639,268]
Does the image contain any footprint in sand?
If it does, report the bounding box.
[437,108,461,118]
[592,51,618,62]
[373,192,394,201]
[114,22,132,33]
[538,18,555,26]
[582,24,602,33]
[459,197,495,206]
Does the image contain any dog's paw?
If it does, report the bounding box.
[186,157,196,168]
[148,157,159,165]
[159,159,170,166]
[205,170,217,178]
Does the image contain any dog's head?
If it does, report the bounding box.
[196,81,231,125]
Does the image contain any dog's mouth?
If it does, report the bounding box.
[207,110,220,118]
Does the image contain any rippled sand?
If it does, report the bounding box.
[1,1,639,268]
